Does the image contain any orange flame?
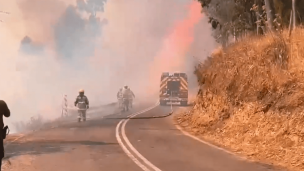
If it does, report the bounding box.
[148,1,203,91]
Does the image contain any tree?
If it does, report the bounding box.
[198,0,257,45]
[292,0,296,30]
[197,0,304,46]
[264,0,276,31]
[253,0,265,35]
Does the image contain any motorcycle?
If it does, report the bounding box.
[121,98,129,112]
[77,101,88,122]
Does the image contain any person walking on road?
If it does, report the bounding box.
[121,85,131,111]
[0,100,10,170]
[127,88,135,108]
[117,88,123,109]
[74,89,89,122]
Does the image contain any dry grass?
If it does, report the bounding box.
[177,28,304,171]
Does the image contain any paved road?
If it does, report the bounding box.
[2,102,284,171]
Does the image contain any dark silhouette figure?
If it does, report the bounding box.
[0,100,10,170]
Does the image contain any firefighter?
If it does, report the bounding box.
[121,85,130,111]
[117,88,123,108]
[74,89,89,122]
[128,87,135,108]
[0,100,10,170]
[122,85,129,96]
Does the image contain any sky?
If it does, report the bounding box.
[0,0,218,131]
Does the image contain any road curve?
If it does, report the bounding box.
[3,103,284,171]
[122,105,284,171]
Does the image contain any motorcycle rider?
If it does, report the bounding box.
[117,88,123,108]
[74,89,89,122]
[127,87,135,108]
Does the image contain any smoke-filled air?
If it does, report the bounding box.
[0,0,217,132]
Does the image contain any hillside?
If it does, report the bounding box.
[177,28,304,171]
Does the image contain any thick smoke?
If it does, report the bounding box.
[19,36,44,55]
[77,0,106,15]
[54,2,107,60]
[1,0,217,132]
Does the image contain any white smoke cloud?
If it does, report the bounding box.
[0,0,217,132]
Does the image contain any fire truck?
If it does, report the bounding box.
[159,72,188,106]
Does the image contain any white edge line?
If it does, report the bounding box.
[172,101,246,160]
[116,120,150,171]
[174,124,246,161]
[169,100,247,161]
[116,102,162,171]
[122,104,162,171]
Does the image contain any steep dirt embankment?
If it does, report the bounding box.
[177,29,304,171]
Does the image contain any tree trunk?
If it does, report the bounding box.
[264,0,275,31]
[292,0,297,30]
[221,31,228,48]
[233,27,236,42]
[289,10,293,36]
[255,0,263,35]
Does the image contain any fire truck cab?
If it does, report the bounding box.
[159,72,188,106]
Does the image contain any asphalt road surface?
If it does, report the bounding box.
[2,102,284,171]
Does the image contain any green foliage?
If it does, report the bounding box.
[196,0,304,45]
